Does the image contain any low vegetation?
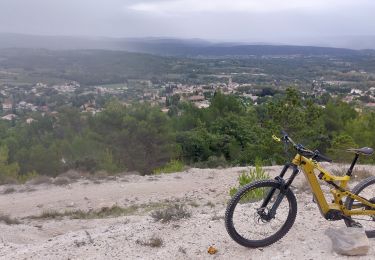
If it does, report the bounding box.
[2,187,16,194]
[229,160,269,199]
[136,235,164,248]
[0,88,374,184]
[151,204,191,223]
[153,160,185,174]
[30,205,140,220]
[332,166,373,180]
[29,202,179,220]
[0,214,21,225]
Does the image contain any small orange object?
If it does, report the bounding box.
[208,246,218,255]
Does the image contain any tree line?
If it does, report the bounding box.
[0,88,374,183]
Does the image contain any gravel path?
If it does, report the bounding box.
[0,165,374,259]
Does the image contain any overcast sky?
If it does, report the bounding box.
[1,0,375,44]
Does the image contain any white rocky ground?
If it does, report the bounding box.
[0,164,374,260]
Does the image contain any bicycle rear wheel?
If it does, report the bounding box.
[344,176,375,237]
[225,180,297,248]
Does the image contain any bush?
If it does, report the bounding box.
[153,160,184,174]
[99,149,123,174]
[194,155,228,168]
[17,171,39,184]
[0,145,20,185]
[73,157,98,173]
[59,170,82,181]
[229,160,269,201]
[327,134,358,163]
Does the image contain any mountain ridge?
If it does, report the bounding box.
[0,33,372,57]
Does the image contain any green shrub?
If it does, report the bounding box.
[327,134,358,163]
[100,149,123,174]
[229,159,269,201]
[17,171,39,184]
[193,155,228,168]
[153,160,185,174]
[0,145,21,184]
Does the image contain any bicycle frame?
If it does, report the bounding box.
[291,154,375,219]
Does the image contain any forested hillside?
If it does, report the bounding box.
[0,88,373,184]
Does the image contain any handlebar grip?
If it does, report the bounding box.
[317,153,332,163]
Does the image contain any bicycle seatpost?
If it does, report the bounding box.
[346,153,359,176]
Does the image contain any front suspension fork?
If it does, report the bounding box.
[260,164,299,219]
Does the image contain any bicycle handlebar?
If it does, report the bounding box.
[278,131,332,163]
[314,152,332,163]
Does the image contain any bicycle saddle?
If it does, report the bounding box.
[346,147,374,155]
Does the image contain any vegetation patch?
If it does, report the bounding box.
[331,166,373,181]
[153,160,185,174]
[30,205,139,220]
[353,167,373,180]
[59,170,82,181]
[29,202,171,220]
[151,204,191,223]
[0,214,21,225]
[229,160,269,201]
[26,175,51,185]
[193,155,228,169]
[2,187,16,194]
[52,176,71,186]
[205,201,215,208]
[211,213,225,221]
[188,201,199,208]
[136,235,164,248]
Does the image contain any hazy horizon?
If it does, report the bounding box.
[1,0,375,49]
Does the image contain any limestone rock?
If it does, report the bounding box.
[325,227,369,256]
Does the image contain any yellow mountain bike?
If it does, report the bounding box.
[225,131,375,248]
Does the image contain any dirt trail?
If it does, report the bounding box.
[0,165,374,259]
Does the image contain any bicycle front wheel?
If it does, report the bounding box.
[344,176,375,237]
[225,180,297,248]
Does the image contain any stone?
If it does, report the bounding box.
[325,227,369,256]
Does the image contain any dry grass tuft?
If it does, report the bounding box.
[188,201,199,208]
[30,205,140,220]
[27,175,51,185]
[52,177,71,186]
[331,165,373,181]
[353,167,373,180]
[151,204,191,223]
[0,214,21,225]
[136,235,163,248]
[211,213,225,221]
[3,187,16,194]
[205,201,215,208]
[178,246,187,254]
[60,170,82,181]
[35,210,63,219]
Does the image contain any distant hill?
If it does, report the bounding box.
[0,33,368,57]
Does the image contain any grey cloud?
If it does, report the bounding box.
[0,0,374,48]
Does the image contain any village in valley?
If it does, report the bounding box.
[0,74,375,124]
